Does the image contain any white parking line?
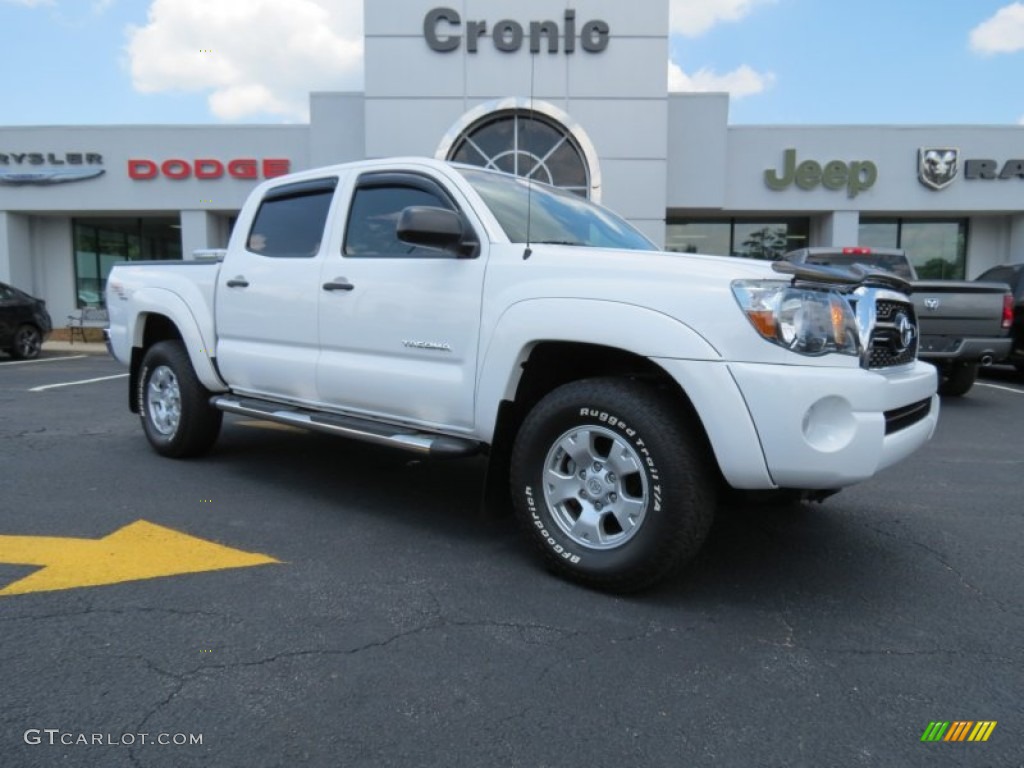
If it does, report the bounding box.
[0,355,88,366]
[30,373,128,392]
[978,382,1024,395]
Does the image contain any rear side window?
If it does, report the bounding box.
[344,185,454,258]
[247,178,337,258]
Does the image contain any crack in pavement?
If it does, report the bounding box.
[0,606,229,622]
[116,613,584,764]
[854,520,1023,619]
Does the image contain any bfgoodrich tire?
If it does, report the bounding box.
[138,340,222,458]
[937,361,978,397]
[510,378,716,592]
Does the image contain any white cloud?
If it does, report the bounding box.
[970,2,1024,54]
[1,0,55,6]
[669,0,775,37]
[126,0,363,121]
[668,60,775,98]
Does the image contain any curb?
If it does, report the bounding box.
[43,342,110,356]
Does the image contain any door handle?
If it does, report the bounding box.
[322,278,355,292]
[225,276,249,288]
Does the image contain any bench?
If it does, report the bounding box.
[67,307,109,344]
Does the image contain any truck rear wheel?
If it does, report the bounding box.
[510,378,716,592]
[138,340,222,458]
[937,361,978,397]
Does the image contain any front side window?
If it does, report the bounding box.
[343,185,455,258]
[247,179,337,258]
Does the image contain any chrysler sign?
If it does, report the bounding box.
[0,151,105,185]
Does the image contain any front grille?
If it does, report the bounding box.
[875,300,903,322]
[869,338,917,368]
[884,398,932,435]
[867,298,918,369]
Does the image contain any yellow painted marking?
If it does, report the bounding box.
[0,520,279,597]
[235,419,308,433]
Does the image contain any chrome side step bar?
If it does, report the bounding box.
[211,396,481,459]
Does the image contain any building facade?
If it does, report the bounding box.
[2,0,1023,325]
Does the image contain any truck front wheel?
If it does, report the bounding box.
[510,378,716,592]
[138,340,222,458]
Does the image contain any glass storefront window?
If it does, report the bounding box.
[73,217,182,307]
[666,218,809,259]
[859,218,967,279]
[858,220,899,250]
[665,221,730,255]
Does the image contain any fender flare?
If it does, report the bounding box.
[129,287,226,392]
[474,298,721,442]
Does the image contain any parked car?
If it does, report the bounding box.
[106,158,939,592]
[0,281,52,359]
[784,247,1012,396]
[975,262,1024,373]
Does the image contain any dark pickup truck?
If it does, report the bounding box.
[976,262,1024,374]
[785,247,1013,396]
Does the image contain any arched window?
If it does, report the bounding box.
[437,100,600,200]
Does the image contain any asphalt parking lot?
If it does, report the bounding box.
[1,351,1022,768]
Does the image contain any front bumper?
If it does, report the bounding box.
[728,360,939,489]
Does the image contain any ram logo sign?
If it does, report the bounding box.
[918,148,959,190]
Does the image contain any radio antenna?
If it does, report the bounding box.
[523,50,536,260]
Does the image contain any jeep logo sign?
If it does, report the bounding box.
[424,7,609,54]
[765,148,877,198]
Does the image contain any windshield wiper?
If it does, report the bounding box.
[532,240,584,246]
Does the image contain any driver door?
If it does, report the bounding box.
[316,171,486,431]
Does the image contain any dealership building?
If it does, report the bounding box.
[2,0,1024,325]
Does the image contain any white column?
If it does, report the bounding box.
[179,210,215,260]
[815,211,860,247]
[1009,214,1024,263]
[0,211,33,288]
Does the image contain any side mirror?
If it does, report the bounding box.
[397,206,473,256]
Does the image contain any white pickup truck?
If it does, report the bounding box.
[106,157,939,591]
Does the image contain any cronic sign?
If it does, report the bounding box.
[424,7,609,54]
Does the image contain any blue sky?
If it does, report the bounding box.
[1,0,1023,126]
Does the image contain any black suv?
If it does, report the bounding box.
[0,281,52,359]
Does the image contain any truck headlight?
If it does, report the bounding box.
[731,280,860,357]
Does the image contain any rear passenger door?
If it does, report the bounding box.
[215,177,338,403]
[316,171,486,431]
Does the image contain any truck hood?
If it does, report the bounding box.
[486,244,823,363]
[527,245,780,283]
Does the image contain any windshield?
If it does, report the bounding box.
[458,168,658,251]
